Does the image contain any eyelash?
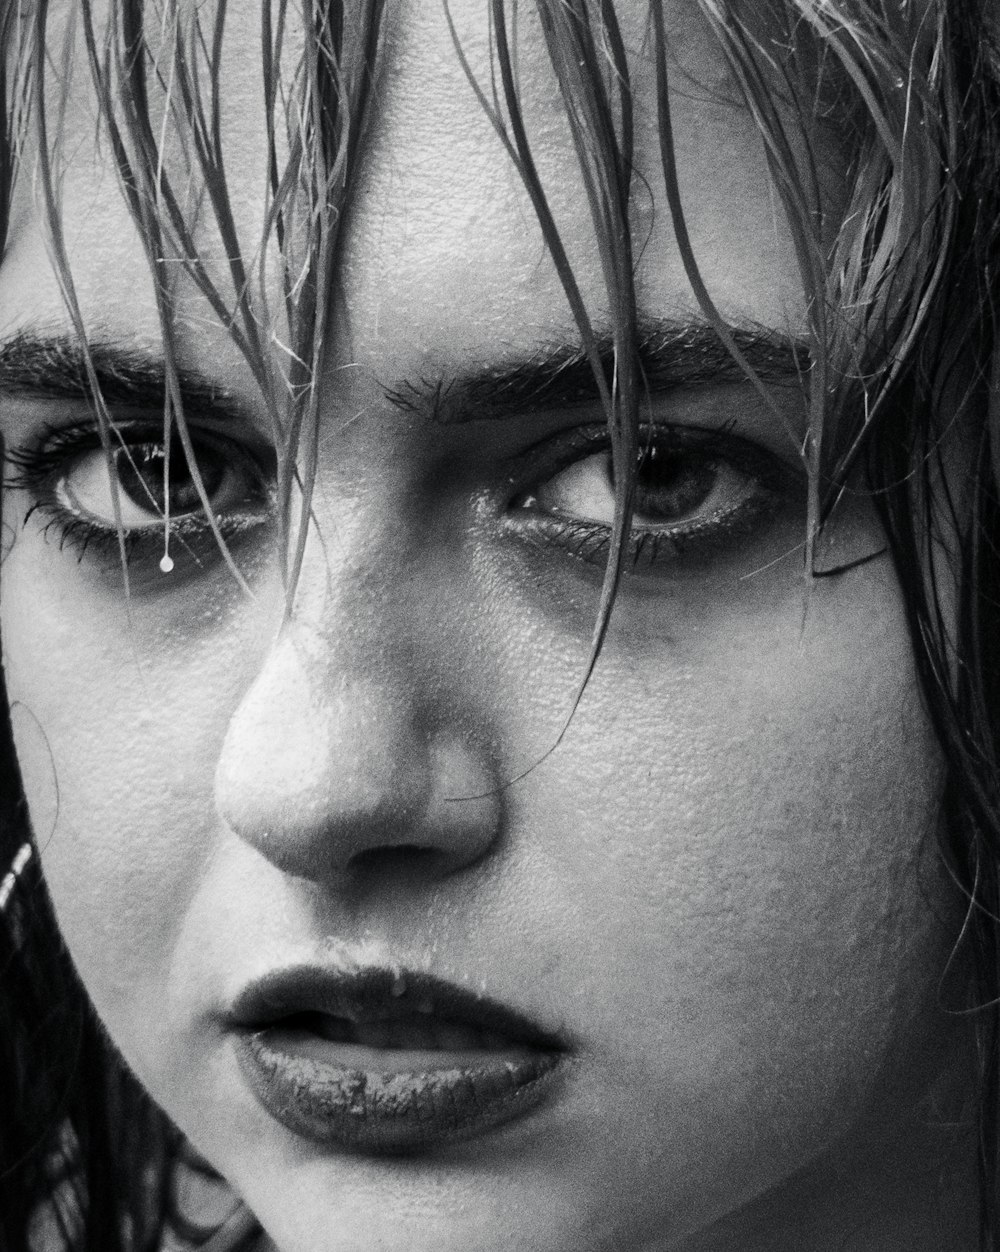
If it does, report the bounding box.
[5,416,794,582]
[5,420,274,569]
[506,422,793,571]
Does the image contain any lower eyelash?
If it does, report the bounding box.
[7,420,277,564]
[515,515,684,567]
[25,503,268,571]
[35,513,136,565]
[511,486,781,572]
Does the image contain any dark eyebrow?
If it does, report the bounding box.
[0,320,810,431]
[0,330,247,422]
[384,319,810,424]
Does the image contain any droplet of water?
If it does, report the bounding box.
[159,554,175,574]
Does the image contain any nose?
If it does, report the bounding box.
[214,625,503,885]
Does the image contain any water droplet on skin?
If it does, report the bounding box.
[159,554,175,574]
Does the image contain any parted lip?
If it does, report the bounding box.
[227,964,570,1154]
[227,964,568,1052]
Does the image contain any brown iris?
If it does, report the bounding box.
[113,437,226,518]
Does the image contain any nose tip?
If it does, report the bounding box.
[214,630,502,884]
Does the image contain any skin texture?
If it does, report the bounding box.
[0,0,978,1249]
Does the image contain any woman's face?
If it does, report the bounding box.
[0,1,972,1249]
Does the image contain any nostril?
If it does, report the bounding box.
[347,844,452,879]
[216,637,503,882]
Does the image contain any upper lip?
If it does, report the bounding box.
[227,965,569,1053]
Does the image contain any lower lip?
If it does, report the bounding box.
[233,1026,564,1155]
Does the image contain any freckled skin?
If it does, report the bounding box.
[0,0,976,1250]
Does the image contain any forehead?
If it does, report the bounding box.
[0,0,815,383]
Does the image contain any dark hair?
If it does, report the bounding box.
[2,0,1000,1247]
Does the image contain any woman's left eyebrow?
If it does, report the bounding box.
[0,330,247,423]
[385,319,810,425]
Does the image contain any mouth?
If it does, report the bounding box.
[228,966,568,1155]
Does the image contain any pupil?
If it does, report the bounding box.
[115,439,224,516]
[634,446,716,521]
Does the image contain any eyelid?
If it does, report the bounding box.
[498,413,806,577]
[505,418,799,496]
[4,417,277,585]
[5,416,277,494]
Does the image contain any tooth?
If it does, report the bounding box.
[317,1015,351,1043]
[390,1017,434,1049]
[432,1021,479,1051]
[416,997,435,1016]
[382,1021,415,1051]
[353,1020,392,1049]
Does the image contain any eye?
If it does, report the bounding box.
[510,427,791,570]
[6,421,274,577]
[524,442,752,528]
[62,431,261,530]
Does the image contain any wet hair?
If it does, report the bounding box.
[1,0,999,1247]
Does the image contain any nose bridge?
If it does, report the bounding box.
[286,465,427,681]
[273,469,441,769]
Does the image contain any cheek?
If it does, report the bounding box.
[0,540,275,1025]
[511,573,949,1196]
[555,661,942,1047]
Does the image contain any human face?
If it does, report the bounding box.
[0,0,972,1250]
